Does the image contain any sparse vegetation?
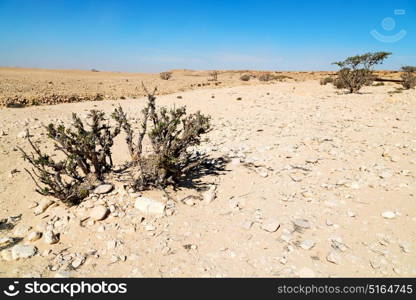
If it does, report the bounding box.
[240,74,251,81]
[332,52,391,93]
[160,71,172,80]
[400,66,416,89]
[320,76,334,85]
[19,111,121,205]
[113,84,211,190]
[209,71,219,81]
[258,73,274,82]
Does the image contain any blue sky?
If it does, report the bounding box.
[0,0,415,72]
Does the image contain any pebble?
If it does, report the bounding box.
[93,184,113,194]
[14,225,33,237]
[261,220,280,232]
[34,199,54,215]
[43,230,59,244]
[300,240,315,250]
[326,251,341,264]
[203,185,217,204]
[71,256,86,269]
[381,211,396,219]
[135,197,165,215]
[17,130,28,138]
[27,231,42,242]
[11,245,37,260]
[90,205,109,221]
[293,219,311,229]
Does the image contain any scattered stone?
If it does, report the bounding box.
[144,224,156,231]
[11,245,37,260]
[399,243,411,254]
[135,197,165,215]
[27,231,42,242]
[203,185,217,204]
[300,240,316,250]
[43,230,59,244]
[90,205,109,221]
[326,251,341,264]
[34,199,54,215]
[14,225,32,237]
[298,267,315,277]
[293,219,311,230]
[93,184,113,194]
[261,220,280,232]
[0,237,14,246]
[381,211,396,219]
[71,256,86,269]
[17,130,29,138]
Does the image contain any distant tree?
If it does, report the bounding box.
[401,66,416,89]
[332,52,391,93]
[160,72,172,80]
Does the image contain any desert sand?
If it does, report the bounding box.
[0,68,415,278]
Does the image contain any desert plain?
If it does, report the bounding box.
[0,67,415,277]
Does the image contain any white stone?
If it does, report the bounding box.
[326,251,341,264]
[203,185,217,204]
[300,240,315,250]
[261,220,280,232]
[11,245,37,260]
[43,230,59,244]
[71,256,86,269]
[93,184,113,194]
[135,197,165,215]
[381,211,396,219]
[293,219,311,229]
[34,199,54,215]
[27,231,42,242]
[90,205,109,221]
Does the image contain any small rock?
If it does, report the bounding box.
[17,130,29,138]
[135,197,165,215]
[0,237,14,246]
[93,184,113,194]
[11,245,37,260]
[144,224,156,231]
[326,251,341,264]
[71,256,86,269]
[43,230,59,244]
[14,225,32,237]
[90,205,109,221]
[203,185,217,204]
[300,240,315,250]
[261,220,280,232]
[381,211,396,219]
[298,267,315,277]
[27,231,42,242]
[34,199,54,215]
[293,219,311,229]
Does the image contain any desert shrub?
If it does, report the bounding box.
[401,66,416,89]
[332,52,391,93]
[160,72,172,80]
[19,111,121,205]
[113,84,211,190]
[320,76,334,85]
[91,69,100,72]
[209,71,219,81]
[240,74,251,81]
[259,73,274,82]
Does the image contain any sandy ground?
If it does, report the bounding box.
[0,76,415,278]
